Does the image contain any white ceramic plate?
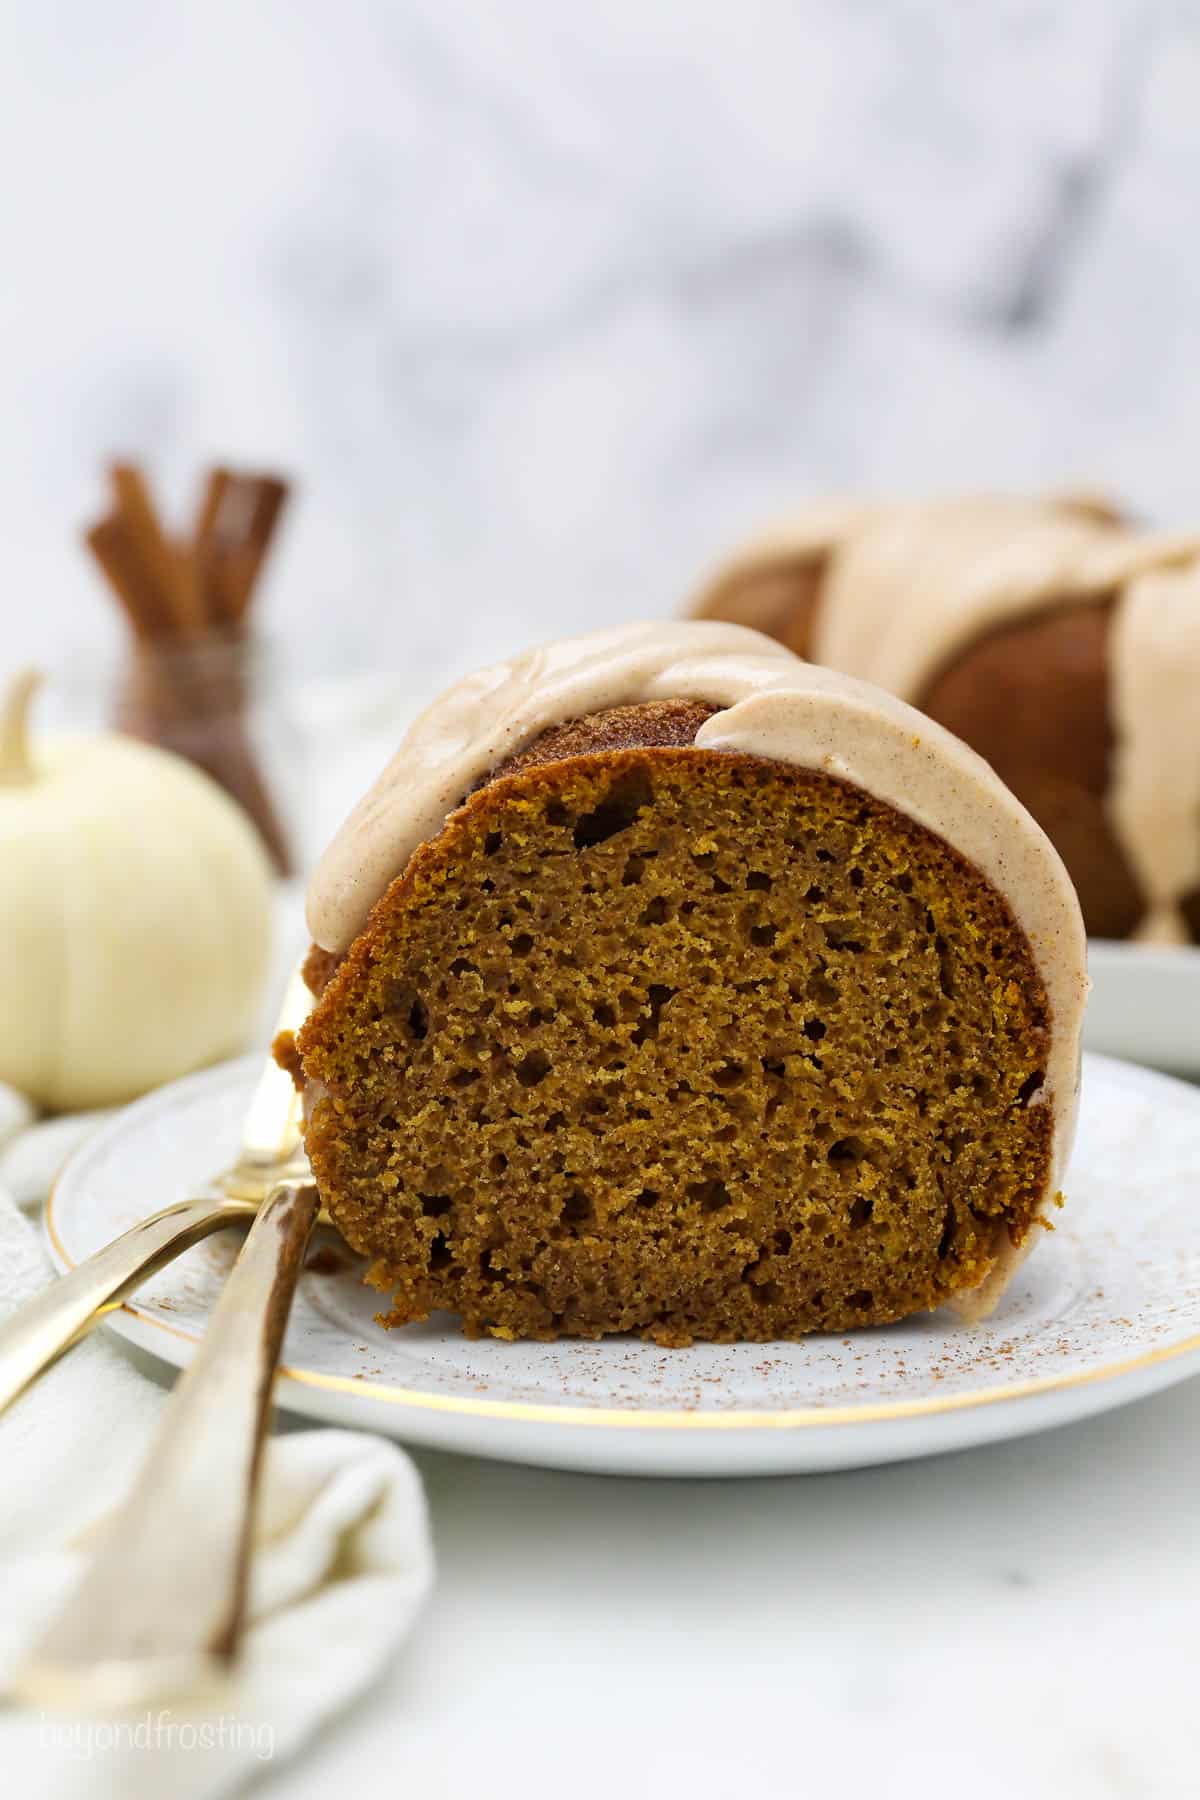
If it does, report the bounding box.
[1084,941,1200,1077]
[47,1053,1200,1477]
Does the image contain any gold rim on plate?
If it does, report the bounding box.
[44,1180,1200,1433]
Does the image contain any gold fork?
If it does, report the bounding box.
[9,967,328,1709]
[0,966,313,1415]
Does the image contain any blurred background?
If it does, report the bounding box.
[4,0,1197,696]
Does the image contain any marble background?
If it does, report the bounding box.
[3,0,1200,696]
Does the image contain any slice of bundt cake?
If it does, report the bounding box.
[689,492,1200,943]
[283,621,1087,1346]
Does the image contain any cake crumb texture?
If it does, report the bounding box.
[295,729,1051,1345]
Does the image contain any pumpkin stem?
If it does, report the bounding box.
[0,667,41,785]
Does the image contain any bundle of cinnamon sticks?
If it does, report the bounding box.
[85,463,293,873]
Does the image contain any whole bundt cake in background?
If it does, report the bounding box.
[690,495,1200,943]
[279,622,1087,1346]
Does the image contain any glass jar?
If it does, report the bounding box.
[51,632,308,879]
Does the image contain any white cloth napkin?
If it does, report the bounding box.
[0,1086,435,1800]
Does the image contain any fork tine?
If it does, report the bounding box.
[0,1195,256,1417]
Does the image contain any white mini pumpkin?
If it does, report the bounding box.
[0,669,273,1110]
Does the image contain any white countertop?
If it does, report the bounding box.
[258,1375,1200,1800]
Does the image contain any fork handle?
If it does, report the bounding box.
[15,1178,320,1711]
[0,1195,256,1416]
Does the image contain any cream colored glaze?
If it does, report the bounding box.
[309,619,1088,1312]
[694,495,1200,941]
[688,490,1122,633]
[689,497,879,635]
[1109,562,1200,944]
[813,502,1200,721]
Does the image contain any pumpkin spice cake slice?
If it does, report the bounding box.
[279,621,1088,1346]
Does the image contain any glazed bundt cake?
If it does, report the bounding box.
[282,621,1087,1346]
[690,494,1200,943]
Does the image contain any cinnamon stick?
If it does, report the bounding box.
[197,474,289,627]
[84,513,174,639]
[228,476,289,619]
[194,468,232,549]
[109,464,202,633]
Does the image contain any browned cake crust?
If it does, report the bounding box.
[486,699,719,776]
[689,558,824,656]
[920,601,1143,940]
[287,704,1052,1346]
[924,603,1200,940]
